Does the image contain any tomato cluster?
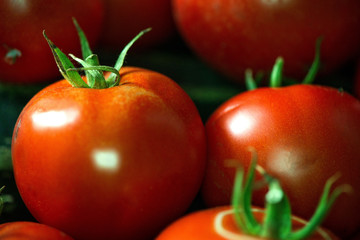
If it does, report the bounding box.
[1,0,360,239]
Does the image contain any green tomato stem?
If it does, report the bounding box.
[106,28,152,84]
[72,18,93,60]
[302,37,323,84]
[230,149,350,240]
[3,45,22,65]
[44,19,151,89]
[43,31,89,88]
[270,57,284,88]
[245,69,258,90]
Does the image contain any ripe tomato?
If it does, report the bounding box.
[11,67,207,240]
[0,221,74,240]
[156,206,339,240]
[99,0,176,50]
[0,0,104,84]
[202,84,360,238]
[172,0,360,82]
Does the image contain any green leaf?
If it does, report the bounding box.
[107,28,152,84]
[245,69,257,90]
[289,174,351,240]
[261,179,292,239]
[302,37,323,84]
[72,18,93,60]
[270,57,284,88]
[69,54,107,89]
[231,149,261,236]
[43,31,89,88]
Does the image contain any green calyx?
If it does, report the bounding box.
[231,149,351,240]
[245,37,323,89]
[43,18,151,89]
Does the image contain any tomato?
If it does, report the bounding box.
[11,66,207,240]
[172,0,360,83]
[156,206,339,240]
[0,0,104,84]
[99,0,176,50]
[0,221,74,240]
[202,84,360,238]
[158,150,344,240]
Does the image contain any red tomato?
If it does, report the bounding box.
[11,67,207,240]
[0,0,104,84]
[156,206,339,240]
[99,0,176,50]
[172,0,360,82]
[202,85,360,238]
[0,221,74,240]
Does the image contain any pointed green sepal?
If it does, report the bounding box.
[231,149,261,235]
[289,174,352,240]
[261,179,292,239]
[43,31,89,88]
[245,69,258,90]
[230,150,350,240]
[302,37,323,84]
[270,57,284,88]
[72,18,93,60]
[106,28,152,84]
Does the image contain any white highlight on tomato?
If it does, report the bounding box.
[10,0,29,14]
[92,149,120,172]
[31,109,79,128]
[261,0,292,5]
[228,112,254,135]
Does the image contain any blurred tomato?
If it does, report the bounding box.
[99,0,176,50]
[0,221,74,240]
[0,0,104,84]
[173,0,360,83]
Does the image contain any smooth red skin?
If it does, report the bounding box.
[172,0,360,82]
[0,0,104,84]
[156,206,339,240]
[11,67,207,240]
[202,85,360,239]
[0,221,74,240]
[99,0,176,50]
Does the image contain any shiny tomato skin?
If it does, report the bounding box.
[0,0,104,84]
[11,67,207,240]
[172,0,360,82]
[99,0,176,50]
[156,206,339,240]
[0,221,74,240]
[202,85,360,238]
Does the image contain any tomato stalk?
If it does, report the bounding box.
[43,18,151,89]
[231,149,351,239]
[245,37,323,89]
[3,45,22,65]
